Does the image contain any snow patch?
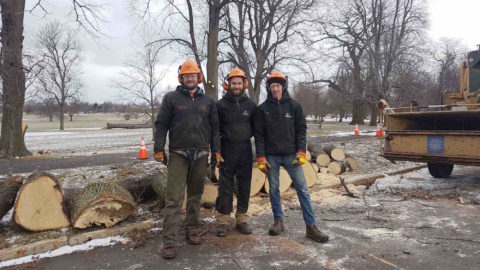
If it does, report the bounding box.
[201,216,216,223]
[0,236,128,268]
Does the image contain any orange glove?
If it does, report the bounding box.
[214,153,224,168]
[292,151,306,167]
[154,151,167,165]
[257,156,271,175]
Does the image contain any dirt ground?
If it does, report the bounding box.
[3,165,479,270]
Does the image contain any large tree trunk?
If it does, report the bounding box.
[0,0,30,158]
[69,182,137,229]
[350,99,365,125]
[205,1,221,100]
[369,102,377,126]
[0,176,23,219]
[59,103,65,130]
[13,172,71,231]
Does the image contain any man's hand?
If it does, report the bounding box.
[257,156,271,175]
[292,151,306,167]
[212,153,224,168]
[154,151,168,165]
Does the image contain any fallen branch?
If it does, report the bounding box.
[340,176,357,198]
[364,253,403,270]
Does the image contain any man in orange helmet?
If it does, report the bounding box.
[214,68,257,237]
[154,59,221,259]
[254,71,329,243]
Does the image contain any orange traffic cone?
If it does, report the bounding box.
[138,135,148,159]
[376,123,382,138]
[354,124,360,136]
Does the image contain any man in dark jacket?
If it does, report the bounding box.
[154,59,221,259]
[254,71,329,243]
[215,68,257,237]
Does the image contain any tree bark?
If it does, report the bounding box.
[369,102,377,126]
[350,99,365,125]
[0,176,23,219]
[0,0,30,158]
[69,182,137,229]
[205,0,221,101]
[59,103,65,130]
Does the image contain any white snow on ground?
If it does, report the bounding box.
[324,130,376,137]
[0,236,129,268]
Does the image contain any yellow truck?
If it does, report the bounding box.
[378,47,480,178]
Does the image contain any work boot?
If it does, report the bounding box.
[216,224,228,237]
[160,243,176,259]
[186,231,202,245]
[268,220,284,236]
[236,223,252,234]
[306,225,329,243]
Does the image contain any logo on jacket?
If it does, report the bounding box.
[285,112,292,118]
[242,110,249,116]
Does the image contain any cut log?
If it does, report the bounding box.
[306,151,312,161]
[345,155,358,171]
[22,123,28,138]
[251,168,266,197]
[182,183,219,210]
[303,162,318,188]
[311,163,319,173]
[327,161,347,175]
[315,153,331,167]
[0,176,23,219]
[106,122,151,129]
[319,167,329,174]
[70,182,137,229]
[13,172,70,231]
[323,145,345,161]
[264,168,292,194]
[317,173,340,186]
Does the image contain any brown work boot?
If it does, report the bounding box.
[236,223,252,235]
[186,231,202,245]
[160,243,176,259]
[268,220,284,236]
[306,225,329,243]
[216,224,228,237]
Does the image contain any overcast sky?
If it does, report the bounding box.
[23,0,480,103]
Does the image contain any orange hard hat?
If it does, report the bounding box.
[178,59,203,84]
[267,70,287,84]
[222,67,248,91]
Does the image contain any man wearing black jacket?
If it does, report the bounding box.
[154,59,221,259]
[215,68,257,237]
[254,71,329,243]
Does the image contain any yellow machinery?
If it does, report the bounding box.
[378,47,480,178]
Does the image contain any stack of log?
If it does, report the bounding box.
[308,144,358,180]
[0,169,168,232]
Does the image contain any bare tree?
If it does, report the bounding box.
[35,21,83,131]
[432,38,466,97]
[113,42,168,138]
[222,0,315,104]
[0,0,104,158]
[133,0,230,100]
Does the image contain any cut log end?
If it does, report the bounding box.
[251,168,266,197]
[70,182,137,229]
[327,161,347,175]
[14,173,70,231]
[315,153,331,167]
[303,162,318,188]
[264,168,292,194]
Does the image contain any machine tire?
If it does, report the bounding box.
[427,163,454,178]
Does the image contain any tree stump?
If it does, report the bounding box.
[13,172,70,231]
[0,176,23,219]
[70,182,137,229]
